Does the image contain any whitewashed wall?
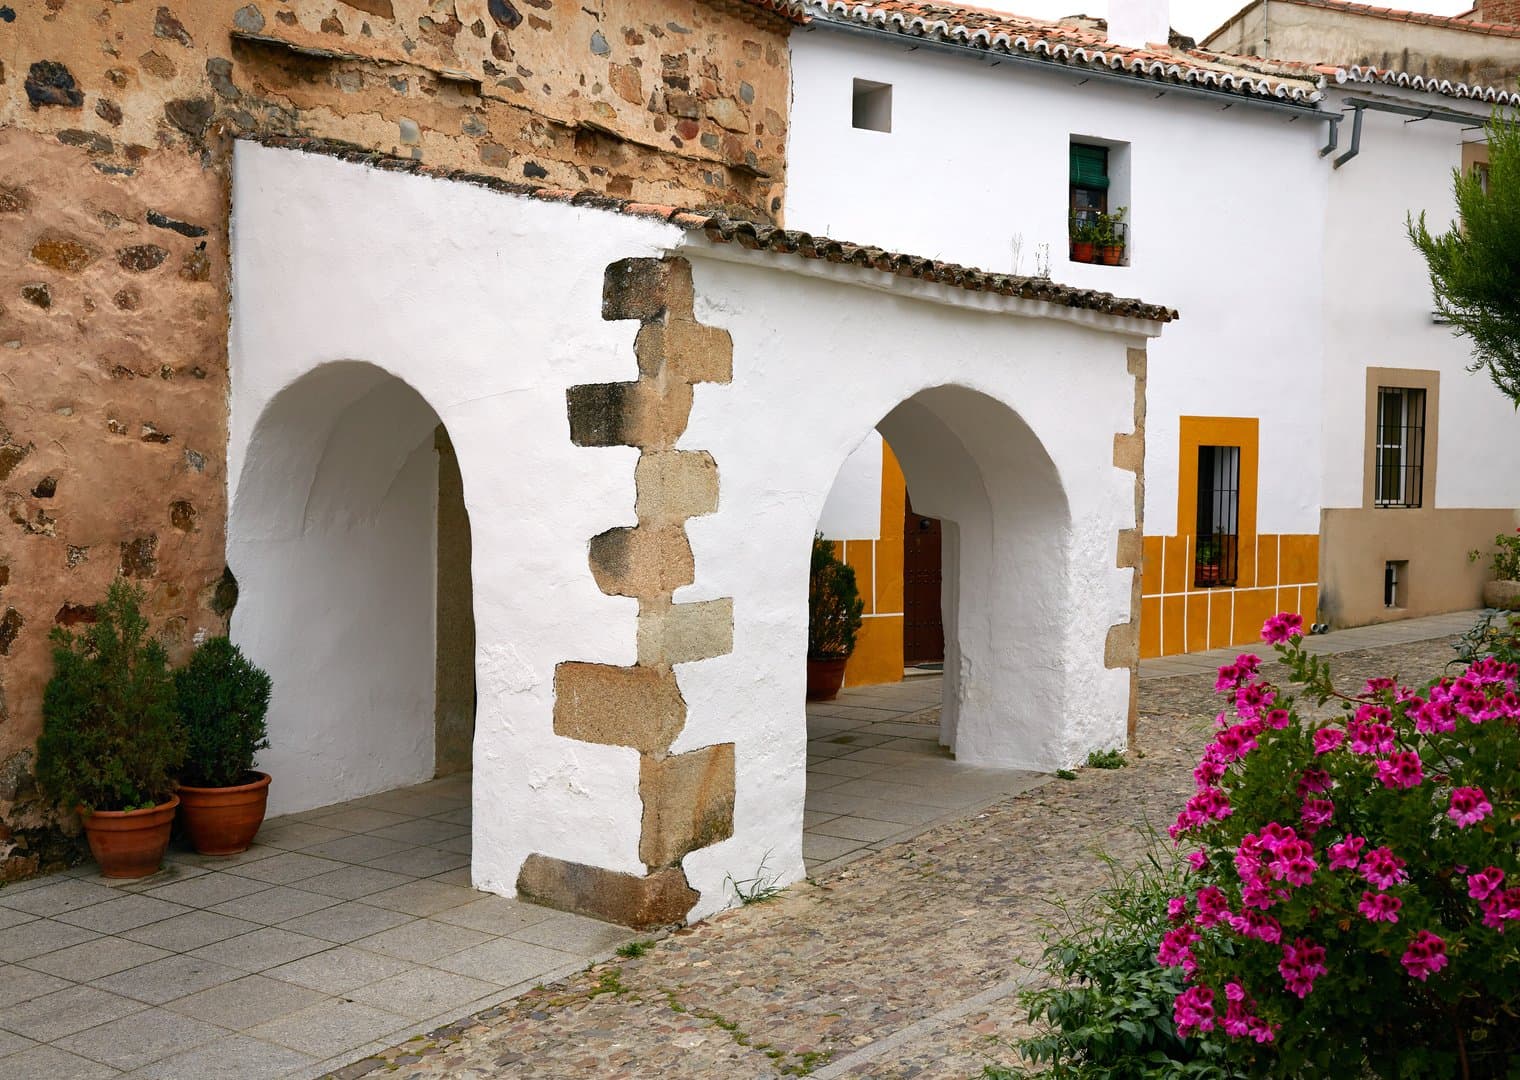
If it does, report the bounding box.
[229,142,1152,920]
[1320,96,1520,509]
[817,430,884,540]
[787,29,1330,537]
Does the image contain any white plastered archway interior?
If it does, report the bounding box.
[228,361,460,817]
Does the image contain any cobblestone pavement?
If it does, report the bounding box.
[332,632,1465,1079]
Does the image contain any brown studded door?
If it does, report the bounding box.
[902,494,944,666]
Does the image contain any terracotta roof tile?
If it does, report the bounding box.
[809,1,1325,102]
[1217,0,1520,39]
[1327,65,1520,104]
[246,133,1177,324]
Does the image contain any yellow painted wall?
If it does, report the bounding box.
[1139,417,1320,659]
[841,442,907,687]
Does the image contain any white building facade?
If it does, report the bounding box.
[789,2,1520,660]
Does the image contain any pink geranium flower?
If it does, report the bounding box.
[1278,938,1328,998]
[1401,931,1448,981]
[1261,612,1305,644]
[1358,891,1402,924]
[1376,752,1424,790]
[1360,846,1408,890]
[1313,727,1345,754]
[1448,787,1493,828]
[1173,986,1216,1037]
[1468,866,1505,901]
[1328,836,1365,871]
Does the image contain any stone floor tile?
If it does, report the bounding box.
[90,953,247,1005]
[22,936,171,983]
[207,886,337,926]
[0,908,37,933]
[0,1029,31,1058]
[0,1043,121,1080]
[221,852,347,886]
[362,847,471,878]
[803,773,851,793]
[874,737,948,755]
[350,920,489,964]
[299,835,414,866]
[162,845,280,872]
[118,1033,315,1080]
[242,999,408,1058]
[363,793,467,819]
[806,758,882,779]
[507,911,628,955]
[56,1008,228,1071]
[0,919,99,963]
[345,967,500,1020]
[433,896,554,937]
[802,810,840,829]
[434,833,473,856]
[305,807,412,834]
[807,816,905,843]
[143,873,270,910]
[276,901,413,945]
[0,984,147,1042]
[361,880,479,917]
[187,927,330,973]
[54,895,191,936]
[431,937,578,985]
[427,807,471,827]
[0,963,71,1008]
[0,879,118,918]
[800,833,864,863]
[252,822,350,852]
[362,818,466,846]
[296,865,416,900]
[119,910,261,953]
[427,868,472,887]
[163,974,326,1030]
[71,864,209,894]
[263,944,413,995]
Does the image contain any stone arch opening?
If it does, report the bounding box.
[801,385,1072,870]
[228,361,476,818]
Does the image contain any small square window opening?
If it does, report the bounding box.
[852,79,892,132]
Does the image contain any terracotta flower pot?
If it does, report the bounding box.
[177,771,271,855]
[1484,579,1520,612]
[80,795,179,879]
[1100,244,1124,266]
[1071,241,1095,264]
[806,657,849,702]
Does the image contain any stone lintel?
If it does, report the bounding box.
[516,854,699,929]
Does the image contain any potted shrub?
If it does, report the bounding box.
[36,579,185,878]
[1098,207,1127,266]
[1470,526,1520,611]
[1194,535,1222,587]
[806,533,864,702]
[174,636,273,855]
[1070,215,1099,264]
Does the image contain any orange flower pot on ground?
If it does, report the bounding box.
[177,771,271,855]
[79,794,179,878]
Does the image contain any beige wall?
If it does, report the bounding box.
[1320,506,1516,626]
[1206,3,1520,90]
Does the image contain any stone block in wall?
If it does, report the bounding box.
[602,257,694,324]
[566,380,693,450]
[634,320,733,384]
[516,854,699,929]
[553,661,686,754]
[634,450,719,522]
[638,742,735,869]
[589,524,695,598]
[637,598,733,666]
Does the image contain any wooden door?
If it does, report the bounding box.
[902,494,944,666]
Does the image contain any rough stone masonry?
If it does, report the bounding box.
[0,0,795,880]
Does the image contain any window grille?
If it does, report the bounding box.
[1374,387,1426,508]
[1195,444,1240,588]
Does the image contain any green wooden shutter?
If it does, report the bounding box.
[1070,144,1109,189]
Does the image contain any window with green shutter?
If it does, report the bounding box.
[1070,142,1109,232]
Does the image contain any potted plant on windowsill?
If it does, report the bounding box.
[1194,535,1223,587]
[36,579,185,878]
[806,533,865,702]
[174,636,273,855]
[1097,207,1127,266]
[1070,215,1100,264]
[1471,527,1520,611]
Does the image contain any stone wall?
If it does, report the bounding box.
[0,0,792,879]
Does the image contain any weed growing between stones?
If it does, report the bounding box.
[1085,748,1128,770]
[727,851,783,904]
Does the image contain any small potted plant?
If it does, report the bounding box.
[1194,535,1222,587]
[1470,526,1520,611]
[1070,214,1099,264]
[174,636,273,855]
[36,579,185,878]
[806,533,864,702]
[1098,207,1127,266]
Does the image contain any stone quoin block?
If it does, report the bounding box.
[516,855,699,930]
[635,450,719,522]
[588,524,695,598]
[1104,618,1139,671]
[1115,528,1142,570]
[638,742,736,869]
[566,379,693,450]
[637,597,734,666]
[553,661,686,754]
[602,257,696,324]
[1113,431,1143,474]
[634,319,734,384]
